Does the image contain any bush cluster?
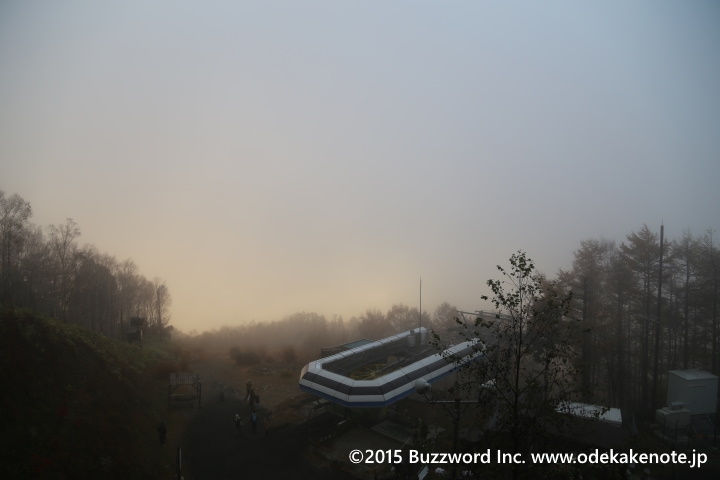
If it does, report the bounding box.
[229,345,298,366]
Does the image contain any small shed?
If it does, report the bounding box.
[666,370,718,415]
[169,372,202,409]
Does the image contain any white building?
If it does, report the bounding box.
[666,370,718,415]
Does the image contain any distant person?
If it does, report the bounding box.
[244,380,253,401]
[250,411,258,435]
[235,414,242,436]
[157,421,167,446]
[248,390,256,410]
[264,411,272,434]
[219,389,225,402]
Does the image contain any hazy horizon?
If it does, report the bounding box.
[2,1,718,333]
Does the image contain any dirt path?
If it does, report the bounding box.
[178,355,355,480]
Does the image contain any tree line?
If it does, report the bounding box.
[186,223,720,421]
[4,187,718,419]
[0,190,172,338]
[557,224,719,416]
[182,303,461,361]
[440,244,718,478]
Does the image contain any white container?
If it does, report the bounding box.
[666,370,718,415]
[656,407,691,428]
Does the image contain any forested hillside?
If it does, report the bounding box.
[0,190,171,340]
[0,307,180,479]
[558,225,720,417]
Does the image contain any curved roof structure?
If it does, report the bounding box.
[299,327,484,407]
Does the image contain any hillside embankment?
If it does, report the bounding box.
[0,307,345,480]
[0,308,188,479]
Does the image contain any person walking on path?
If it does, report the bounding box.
[250,411,258,435]
[264,411,272,434]
[234,414,242,437]
[244,380,253,401]
[157,421,167,446]
[248,389,256,410]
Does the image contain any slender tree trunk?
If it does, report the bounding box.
[642,279,649,411]
[582,277,592,400]
[652,225,664,410]
[684,253,690,369]
[617,286,625,409]
[691,307,698,367]
[711,243,718,374]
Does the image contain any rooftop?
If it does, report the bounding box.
[669,370,719,381]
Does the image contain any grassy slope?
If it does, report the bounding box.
[0,307,185,479]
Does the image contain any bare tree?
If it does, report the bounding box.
[566,239,615,402]
[620,225,660,412]
[71,248,117,333]
[699,230,719,374]
[152,278,171,332]
[47,218,81,319]
[17,224,49,311]
[356,308,392,339]
[431,301,459,333]
[0,191,172,338]
[671,231,698,369]
[450,251,578,479]
[386,303,429,333]
[0,191,32,304]
[115,258,139,336]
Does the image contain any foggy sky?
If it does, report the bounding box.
[2,1,719,333]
